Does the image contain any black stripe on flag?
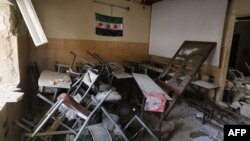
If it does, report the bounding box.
[96,27,123,37]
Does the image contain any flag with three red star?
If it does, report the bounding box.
[95,13,123,36]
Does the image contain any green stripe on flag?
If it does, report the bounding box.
[96,13,122,24]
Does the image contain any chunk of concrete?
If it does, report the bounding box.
[240,103,250,118]
[230,101,241,109]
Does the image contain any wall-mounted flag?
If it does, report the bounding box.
[95,13,123,36]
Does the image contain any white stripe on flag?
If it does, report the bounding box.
[96,21,123,30]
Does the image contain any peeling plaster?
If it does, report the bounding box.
[0,12,7,32]
[0,4,15,37]
[0,37,19,86]
[0,4,20,86]
[0,0,13,5]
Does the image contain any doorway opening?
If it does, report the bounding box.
[228,19,250,76]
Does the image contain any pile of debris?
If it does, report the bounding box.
[223,68,250,119]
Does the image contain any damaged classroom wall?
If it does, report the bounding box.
[0,3,19,86]
[29,0,151,71]
[26,0,250,103]
[151,0,250,102]
[218,0,250,101]
[0,1,30,141]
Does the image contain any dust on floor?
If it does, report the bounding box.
[143,101,224,141]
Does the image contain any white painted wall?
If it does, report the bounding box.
[149,0,228,67]
[32,0,151,43]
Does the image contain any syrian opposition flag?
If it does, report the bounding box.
[96,13,123,36]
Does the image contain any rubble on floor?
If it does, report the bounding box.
[142,101,223,141]
[224,68,250,119]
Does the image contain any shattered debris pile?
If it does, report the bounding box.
[223,68,250,119]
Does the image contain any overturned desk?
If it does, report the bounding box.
[132,73,172,128]
[38,71,72,101]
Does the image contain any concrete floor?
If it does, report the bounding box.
[24,92,225,141]
[142,100,224,141]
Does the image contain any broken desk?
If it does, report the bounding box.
[38,70,72,101]
[132,73,172,120]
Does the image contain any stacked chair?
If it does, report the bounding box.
[19,41,216,141]
[17,51,159,141]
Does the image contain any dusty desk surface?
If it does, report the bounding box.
[140,64,163,73]
[191,80,219,90]
[38,71,72,89]
[132,73,172,101]
[112,71,133,79]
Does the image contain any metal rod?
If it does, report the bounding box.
[71,75,85,96]
[51,117,77,135]
[129,127,144,140]
[140,96,146,119]
[123,116,136,131]
[93,0,129,11]
[101,107,129,141]
[87,51,104,63]
[15,121,48,141]
[21,118,36,127]
[70,51,94,66]
[134,116,159,141]
[93,53,105,62]
[26,130,76,137]
[70,53,77,69]
[80,72,99,102]
[32,99,64,137]
[73,90,113,141]
[15,121,32,132]
[37,93,54,105]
